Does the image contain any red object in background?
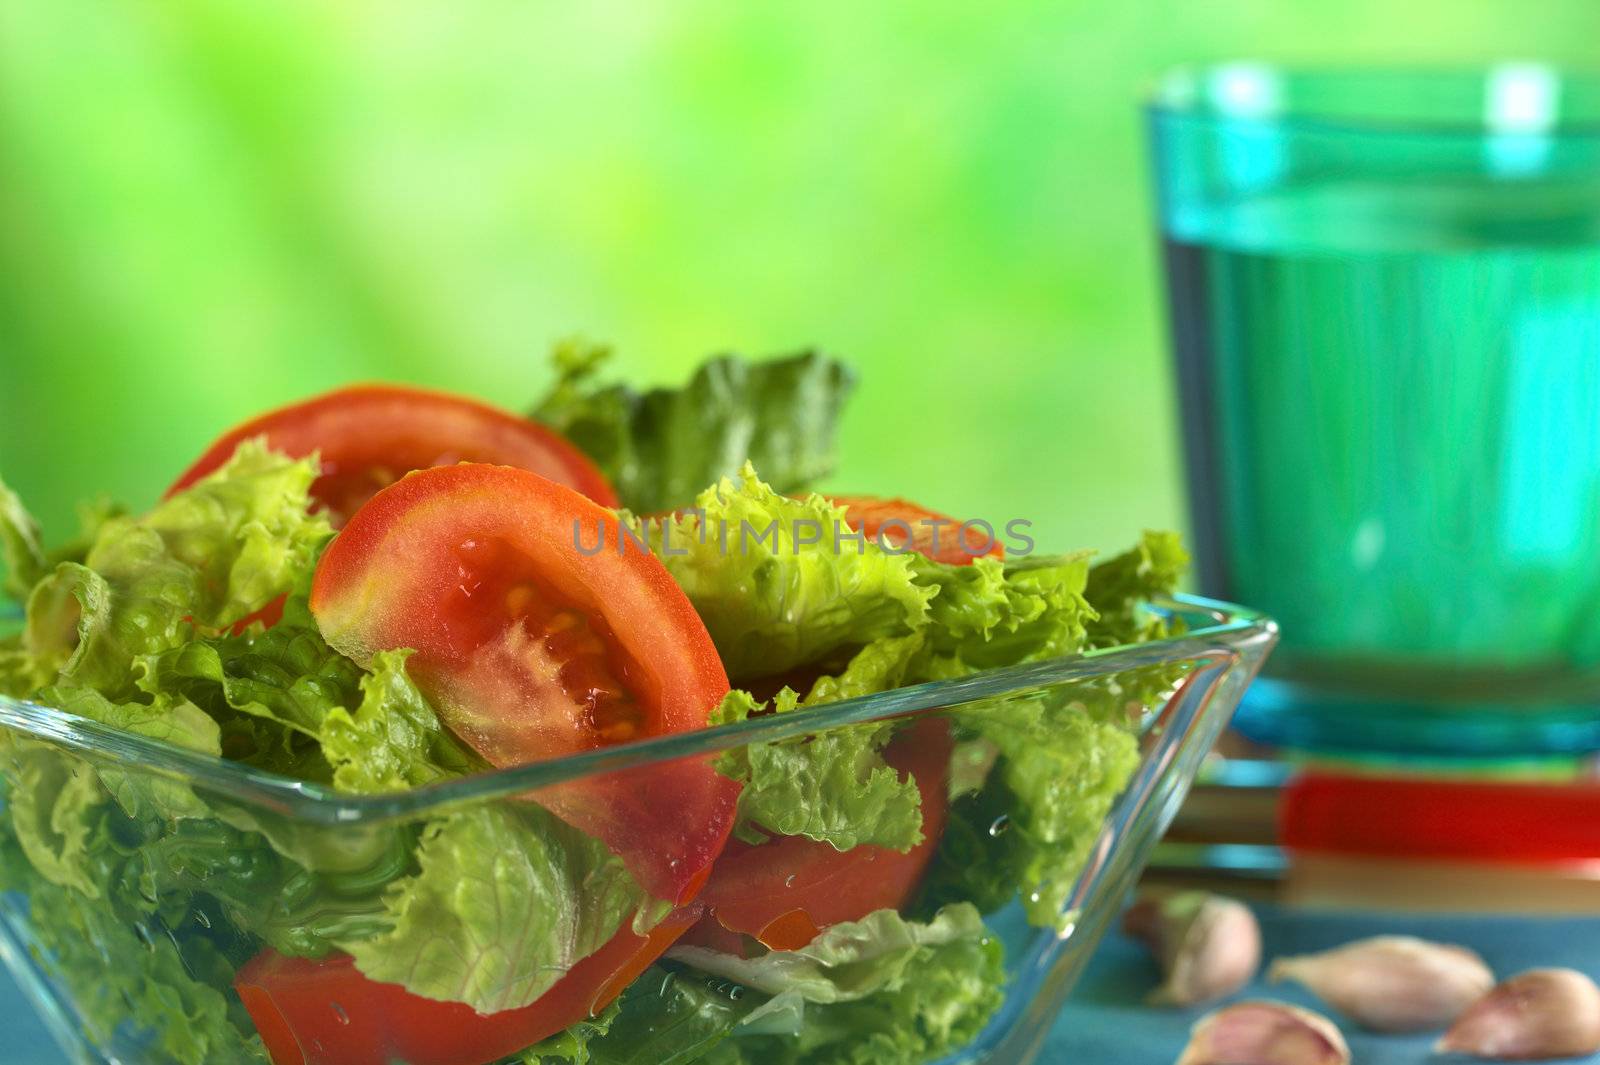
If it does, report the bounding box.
[167,384,618,523]
[1281,772,1600,866]
[237,906,700,1065]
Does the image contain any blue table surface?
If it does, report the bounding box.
[6,906,1600,1064]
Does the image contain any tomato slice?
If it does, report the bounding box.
[683,719,954,951]
[829,496,1003,565]
[168,385,617,523]
[237,905,700,1065]
[310,464,738,903]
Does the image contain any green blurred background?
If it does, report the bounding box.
[2,1,1595,553]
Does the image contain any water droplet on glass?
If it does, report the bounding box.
[987,816,1011,837]
[193,910,212,929]
[783,874,796,888]
[728,986,745,1001]
[331,1003,350,1026]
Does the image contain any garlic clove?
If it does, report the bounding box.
[1123,890,1261,1007]
[1436,967,1600,1060]
[1268,934,1493,1032]
[1175,1001,1350,1065]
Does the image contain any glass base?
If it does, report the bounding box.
[1232,676,1600,762]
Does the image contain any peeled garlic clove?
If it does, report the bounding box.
[1124,890,1261,1006]
[1437,967,1600,1060]
[1175,1001,1350,1065]
[1268,934,1493,1032]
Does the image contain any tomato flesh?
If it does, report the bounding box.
[829,495,1003,565]
[168,385,617,523]
[311,464,738,904]
[684,719,954,951]
[237,905,700,1065]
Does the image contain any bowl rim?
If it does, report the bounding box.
[0,594,1274,826]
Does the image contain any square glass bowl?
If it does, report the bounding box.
[0,594,1273,1065]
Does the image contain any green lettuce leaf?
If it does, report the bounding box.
[652,466,931,680]
[651,904,1003,1065]
[0,778,270,1064]
[712,635,926,852]
[337,803,647,1014]
[122,815,407,959]
[20,442,332,698]
[0,473,47,600]
[539,906,1002,1065]
[919,533,1189,928]
[667,466,1168,869]
[37,684,221,821]
[534,341,856,513]
[137,614,479,792]
[921,702,1141,927]
[667,903,989,1010]
[320,647,482,792]
[5,743,106,897]
[0,636,38,699]
[1083,530,1188,648]
[913,552,1095,676]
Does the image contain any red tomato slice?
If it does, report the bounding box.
[828,496,1003,565]
[168,385,617,524]
[237,905,700,1065]
[682,719,954,951]
[310,464,737,904]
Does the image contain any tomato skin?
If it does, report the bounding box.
[311,464,737,904]
[237,905,701,1065]
[827,496,1004,565]
[684,719,954,951]
[168,385,617,522]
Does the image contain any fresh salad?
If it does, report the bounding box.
[0,342,1187,1065]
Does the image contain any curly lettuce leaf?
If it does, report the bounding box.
[37,684,221,821]
[668,903,988,1007]
[122,815,407,959]
[919,534,1188,928]
[649,904,1003,1065]
[5,743,106,897]
[534,341,856,513]
[922,702,1141,927]
[1083,530,1188,648]
[679,472,1119,857]
[137,614,479,793]
[20,442,332,698]
[652,466,930,680]
[0,473,47,600]
[0,636,37,699]
[913,552,1096,676]
[338,803,647,1014]
[533,906,1001,1065]
[0,779,270,1064]
[712,635,926,851]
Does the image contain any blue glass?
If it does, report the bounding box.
[1150,65,1600,755]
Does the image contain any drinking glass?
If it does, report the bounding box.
[1150,64,1600,755]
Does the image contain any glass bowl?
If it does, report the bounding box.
[0,594,1274,1065]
